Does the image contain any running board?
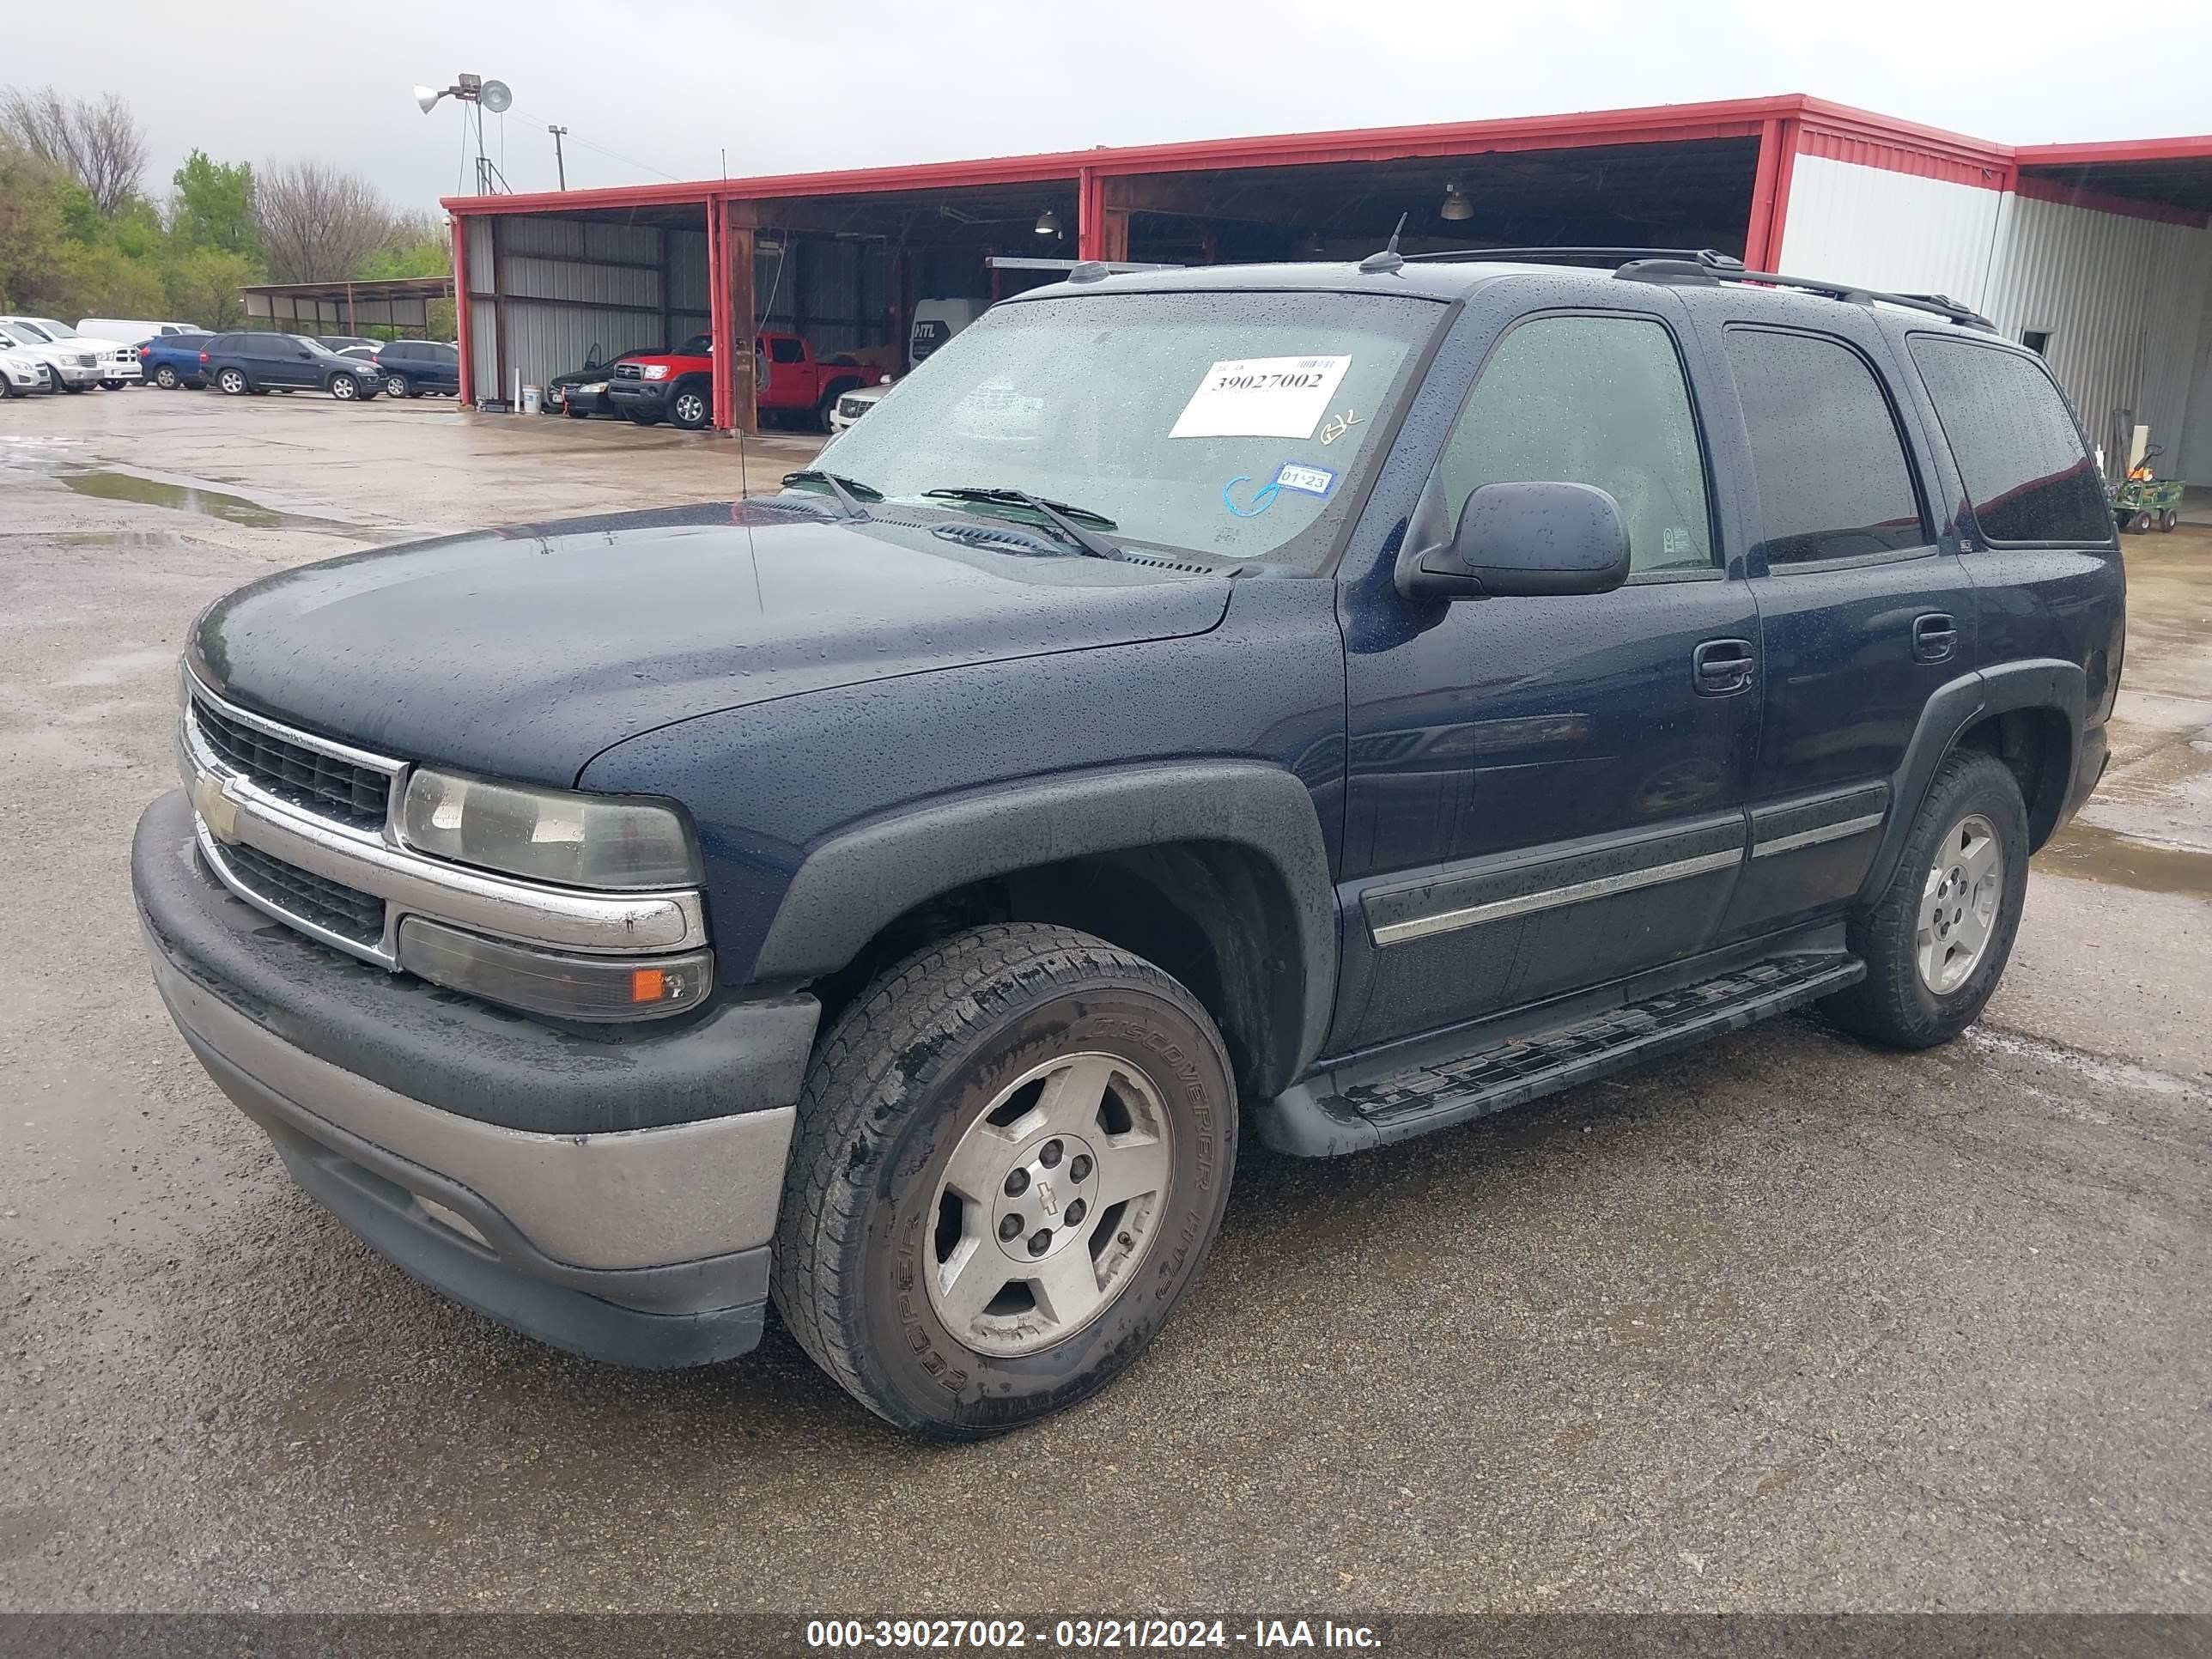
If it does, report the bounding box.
[1261,952,1863,1157]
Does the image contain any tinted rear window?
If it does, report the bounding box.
[1908,337,2113,544]
[1724,326,1927,566]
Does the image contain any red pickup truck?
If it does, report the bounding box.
[605,331,878,431]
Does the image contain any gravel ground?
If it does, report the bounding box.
[0,392,2206,1613]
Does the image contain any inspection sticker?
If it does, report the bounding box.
[1170,356,1352,440]
[1273,462,1335,497]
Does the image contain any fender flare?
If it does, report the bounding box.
[1863,658,2085,901]
[750,761,1338,1076]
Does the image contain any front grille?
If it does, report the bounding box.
[191,698,391,830]
[222,841,386,945]
[75,354,95,368]
[838,397,867,418]
[614,362,642,380]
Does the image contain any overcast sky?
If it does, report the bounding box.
[15,0,2212,213]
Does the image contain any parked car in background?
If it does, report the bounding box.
[335,346,382,364]
[79,318,193,346]
[0,345,52,397]
[315,336,379,354]
[827,374,894,434]
[139,332,215,390]
[0,321,103,392]
[0,317,141,388]
[201,333,384,401]
[376,340,460,398]
[609,331,861,431]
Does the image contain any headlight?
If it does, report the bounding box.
[581,380,606,394]
[398,917,711,1022]
[399,767,701,890]
[641,363,671,380]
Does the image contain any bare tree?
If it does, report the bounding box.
[253,161,402,283]
[0,86,146,215]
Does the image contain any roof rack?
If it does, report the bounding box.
[1620,263,1996,330]
[1403,246,1746,270]
[1389,244,1997,331]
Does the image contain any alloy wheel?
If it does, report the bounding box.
[1917,812,2003,994]
[926,1051,1175,1358]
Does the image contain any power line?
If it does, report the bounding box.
[561,131,684,184]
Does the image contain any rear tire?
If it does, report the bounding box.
[2129,510,2154,534]
[2159,508,2179,533]
[155,365,179,390]
[773,922,1237,1440]
[1822,750,2029,1049]
[216,368,246,395]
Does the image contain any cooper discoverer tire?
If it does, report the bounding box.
[1823,749,2029,1049]
[772,922,1237,1440]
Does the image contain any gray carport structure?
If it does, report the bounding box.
[238,276,455,338]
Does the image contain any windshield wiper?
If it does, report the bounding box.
[923,487,1121,559]
[781,469,880,520]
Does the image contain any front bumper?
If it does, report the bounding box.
[102,360,143,383]
[47,360,101,387]
[133,788,820,1367]
[606,380,669,416]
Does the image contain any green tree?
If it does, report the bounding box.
[164,248,257,330]
[171,150,259,258]
[0,141,71,309]
[61,241,166,319]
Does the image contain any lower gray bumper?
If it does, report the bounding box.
[134,789,815,1368]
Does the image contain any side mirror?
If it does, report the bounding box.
[1395,480,1632,601]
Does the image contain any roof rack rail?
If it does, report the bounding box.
[1613,261,1996,331]
[1403,246,1746,270]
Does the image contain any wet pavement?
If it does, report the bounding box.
[0,391,2206,1613]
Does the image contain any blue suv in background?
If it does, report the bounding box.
[134,246,2124,1441]
[373,339,459,399]
[138,332,215,390]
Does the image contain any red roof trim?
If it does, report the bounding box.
[442,94,1818,216]
[1796,126,2008,191]
[2014,135,2212,167]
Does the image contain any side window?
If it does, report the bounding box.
[770,337,805,365]
[1723,327,1928,566]
[1436,313,1715,574]
[1908,336,2112,544]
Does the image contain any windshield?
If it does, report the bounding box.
[811,289,1442,573]
[0,325,39,348]
[298,337,340,357]
[27,319,79,339]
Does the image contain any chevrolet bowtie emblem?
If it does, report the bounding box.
[1035,1176,1059,1218]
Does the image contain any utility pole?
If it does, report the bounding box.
[548,125,568,190]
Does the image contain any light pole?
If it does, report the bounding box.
[548,125,568,191]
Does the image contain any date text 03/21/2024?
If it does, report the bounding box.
[803,1618,1382,1650]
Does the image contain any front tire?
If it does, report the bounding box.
[773,923,1237,1440]
[329,373,361,401]
[60,381,88,393]
[670,383,709,430]
[1823,750,2029,1049]
[623,406,663,426]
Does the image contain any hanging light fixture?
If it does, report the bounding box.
[1034,207,1062,238]
[1439,179,1474,222]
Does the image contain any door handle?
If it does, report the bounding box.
[1692,638,1755,696]
[1913,612,1959,663]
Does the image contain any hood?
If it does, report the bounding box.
[189,500,1232,785]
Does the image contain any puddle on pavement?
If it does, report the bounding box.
[2040,818,2212,902]
[56,468,365,537]
[0,529,204,550]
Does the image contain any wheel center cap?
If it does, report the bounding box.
[992,1132,1099,1263]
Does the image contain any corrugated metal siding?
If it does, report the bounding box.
[1797,130,2008,191]
[665,229,711,314]
[1778,155,2005,305]
[467,295,498,398]
[1981,195,2212,472]
[465,219,494,296]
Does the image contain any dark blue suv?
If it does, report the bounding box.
[133,248,2124,1439]
[373,338,459,398]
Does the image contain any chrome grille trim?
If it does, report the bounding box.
[179,673,709,968]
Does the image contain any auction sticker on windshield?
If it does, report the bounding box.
[1170,356,1352,440]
